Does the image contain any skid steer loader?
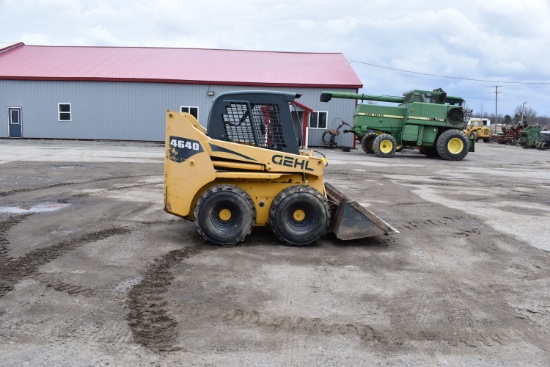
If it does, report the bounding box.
[164,91,397,246]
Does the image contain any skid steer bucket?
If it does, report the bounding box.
[325,183,399,240]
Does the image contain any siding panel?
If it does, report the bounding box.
[0,80,357,146]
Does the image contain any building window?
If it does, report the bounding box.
[309,111,327,129]
[58,103,71,121]
[181,106,199,120]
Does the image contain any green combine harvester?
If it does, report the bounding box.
[321,88,471,161]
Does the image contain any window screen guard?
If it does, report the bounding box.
[221,101,287,151]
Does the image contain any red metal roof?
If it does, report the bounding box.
[0,43,362,88]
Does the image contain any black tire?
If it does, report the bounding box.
[373,134,397,158]
[469,132,478,142]
[269,185,330,246]
[482,137,490,143]
[194,184,256,245]
[436,129,469,161]
[361,133,377,154]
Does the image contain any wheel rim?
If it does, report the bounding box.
[286,204,312,228]
[293,209,306,222]
[380,139,393,154]
[447,138,464,154]
[211,202,239,228]
[218,208,232,221]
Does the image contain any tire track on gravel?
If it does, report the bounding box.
[125,245,204,352]
[0,174,154,197]
[169,302,385,344]
[33,273,102,298]
[124,244,388,353]
[0,215,30,265]
[397,215,467,231]
[0,217,130,298]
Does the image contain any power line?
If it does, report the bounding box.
[349,60,550,85]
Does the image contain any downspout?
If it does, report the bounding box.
[354,88,359,149]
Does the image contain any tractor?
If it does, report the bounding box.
[465,118,491,143]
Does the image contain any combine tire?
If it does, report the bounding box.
[269,185,330,246]
[361,133,377,154]
[194,184,256,245]
[436,130,469,161]
[373,134,397,158]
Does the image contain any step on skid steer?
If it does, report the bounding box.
[164,90,397,246]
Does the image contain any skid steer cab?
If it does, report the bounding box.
[164,90,397,246]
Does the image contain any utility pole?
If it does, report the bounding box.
[493,86,501,125]
[521,101,527,123]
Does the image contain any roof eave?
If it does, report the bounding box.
[0,76,363,89]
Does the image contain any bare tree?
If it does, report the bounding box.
[486,113,503,124]
[534,116,550,129]
[513,105,537,123]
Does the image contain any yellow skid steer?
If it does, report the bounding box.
[164,91,397,246]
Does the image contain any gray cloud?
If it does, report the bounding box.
[2,0,549,117]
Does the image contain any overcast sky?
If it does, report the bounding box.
[2,0,550,119]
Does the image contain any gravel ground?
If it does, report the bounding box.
[0,139,549,366]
